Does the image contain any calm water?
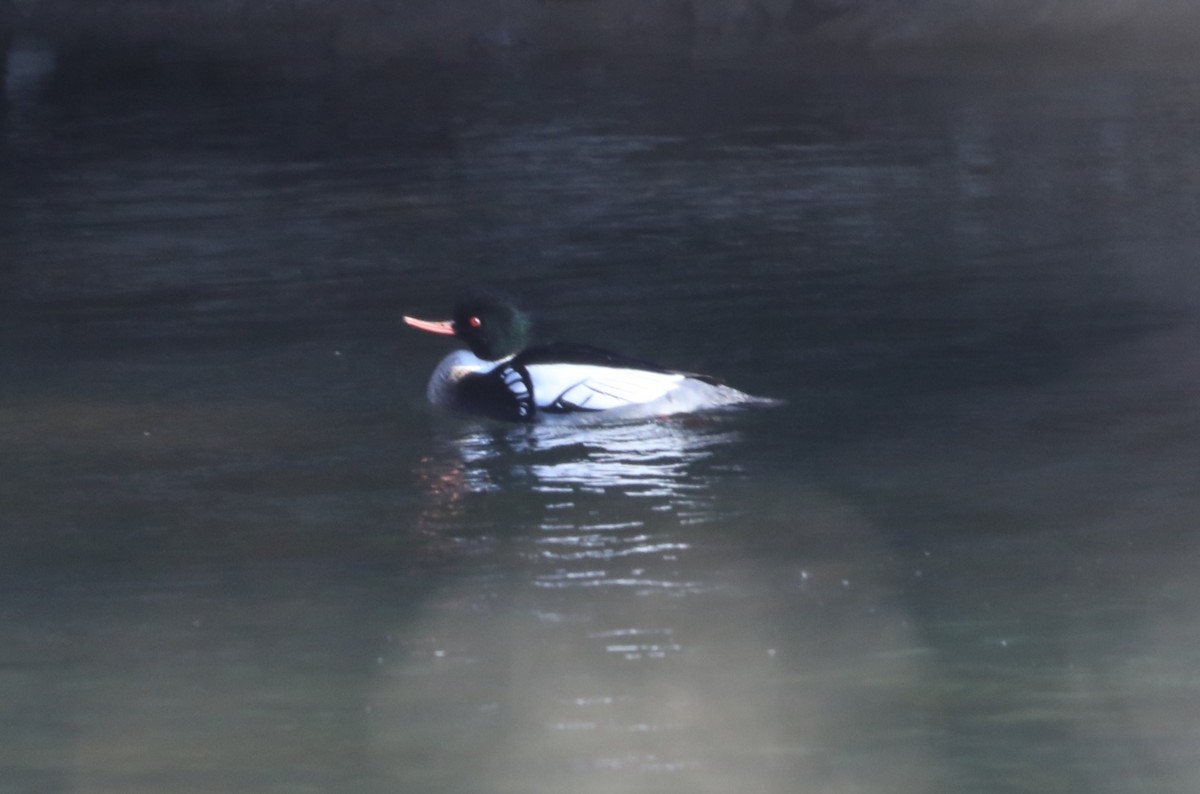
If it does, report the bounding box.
[2,41,1200,793]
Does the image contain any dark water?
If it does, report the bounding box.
[2,40,1200,793]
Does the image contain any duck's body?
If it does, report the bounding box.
[405,297,776,424]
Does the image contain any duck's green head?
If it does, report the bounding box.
[450,296,532,361]
[405,295,532,362]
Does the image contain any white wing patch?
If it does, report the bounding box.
[526,364,686,412]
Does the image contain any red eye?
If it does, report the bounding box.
[468,316,483,328]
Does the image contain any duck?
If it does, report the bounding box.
[403,296,778,423]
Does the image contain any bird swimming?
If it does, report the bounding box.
[403,296,778,423]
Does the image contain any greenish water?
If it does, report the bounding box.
[2,41,1199,793]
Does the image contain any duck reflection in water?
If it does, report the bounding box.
[415,416,743,506]
[389,410,932,792]
[391,414,790,791]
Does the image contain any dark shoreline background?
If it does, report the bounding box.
[7,0,1200,73]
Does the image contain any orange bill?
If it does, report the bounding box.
[403,316,456,335]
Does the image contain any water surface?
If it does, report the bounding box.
[2,42,1199,793]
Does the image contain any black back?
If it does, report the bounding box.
[512,343,672,372]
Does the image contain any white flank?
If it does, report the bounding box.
[526,364,686,411]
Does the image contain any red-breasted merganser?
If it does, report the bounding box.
[403,296,779,423]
